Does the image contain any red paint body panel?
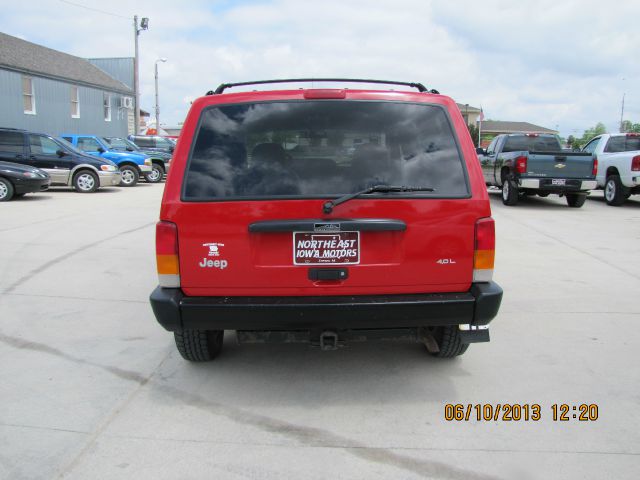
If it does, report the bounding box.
[160,88,491,297]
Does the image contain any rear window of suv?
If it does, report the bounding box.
[183,101,469,200]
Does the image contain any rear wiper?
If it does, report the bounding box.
[323,185,435,214]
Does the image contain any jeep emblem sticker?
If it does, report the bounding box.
[203,242,224,256]
[200,242,228,269]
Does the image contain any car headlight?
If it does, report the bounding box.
[23,172,38,178]
[100,165,117,172]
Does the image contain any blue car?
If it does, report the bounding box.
[61,134,153,187]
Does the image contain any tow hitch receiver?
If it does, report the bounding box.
[319,331,339,351]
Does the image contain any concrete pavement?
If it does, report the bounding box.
[1,184,639,479]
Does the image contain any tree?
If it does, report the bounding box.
[467,123,479,145]
[572,122,607,149]
[621,120,640,133]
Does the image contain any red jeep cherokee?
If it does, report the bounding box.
[150,79,502,361]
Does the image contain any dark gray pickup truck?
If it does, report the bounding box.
[478,133,597,207]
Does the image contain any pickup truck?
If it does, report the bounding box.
[478,133,597,207]
[581,133,640,205]
[61,134,152,187]
[104,136,170,183]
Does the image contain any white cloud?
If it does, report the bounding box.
[1,0,638,136]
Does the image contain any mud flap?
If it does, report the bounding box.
[458,324,490,343]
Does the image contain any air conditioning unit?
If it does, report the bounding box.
[120,96,134,109]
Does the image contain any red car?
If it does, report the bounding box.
[150,78,503,361]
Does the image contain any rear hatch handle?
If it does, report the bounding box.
[249,218,406,233]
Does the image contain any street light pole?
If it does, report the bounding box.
[155,58,167,135]
[133,15,149,135]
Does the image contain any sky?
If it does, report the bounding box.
[1,0,638,138]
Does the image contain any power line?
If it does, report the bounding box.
[58,0,129,20]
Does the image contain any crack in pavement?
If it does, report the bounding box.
[0,332,503,480]
[1,222,155,295]
[4,292,147,304]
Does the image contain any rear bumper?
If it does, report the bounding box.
[519,178,596,192]
[149,282,503,332]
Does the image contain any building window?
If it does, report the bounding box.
[103,93,111,121]
[71,86,80,118]
[22,76,36,114]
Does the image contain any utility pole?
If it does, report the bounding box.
[619,93,626,133]
[133,16,149,135]
[477,107,484,147]
[155,58,167,134]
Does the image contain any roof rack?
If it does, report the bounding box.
[208,78,439,95]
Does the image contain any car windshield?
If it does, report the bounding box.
[105,137,140,151]
[502,135,560,153]
[184,101,469,200]
[55,137,85,155]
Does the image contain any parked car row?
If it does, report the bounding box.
[0,127,174,201]
[477,132,640,207]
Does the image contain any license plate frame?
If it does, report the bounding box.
[293,231,360,265]
[551,178,566,186]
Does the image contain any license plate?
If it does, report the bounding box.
[293,231,360,265]
[551,179,566,186]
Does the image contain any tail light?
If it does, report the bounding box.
[632,155,640,172]
[474,217,495,282]
[592,157,598,176]
[515,155,527,174]
[156,221,180,287]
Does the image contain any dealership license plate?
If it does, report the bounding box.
[293,231,360,265]
[551,179,566,186]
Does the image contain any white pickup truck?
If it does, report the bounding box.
[582,133,640,205]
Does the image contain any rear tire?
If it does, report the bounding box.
[427,326,469,358]
[73,170,99,193]
[501,178,519,206]
[174,329,224,362]
[119,165,139,187]
[144,163,164,183]
[0,177,15,201]
[604,175,627,206]
[566,193,587,208]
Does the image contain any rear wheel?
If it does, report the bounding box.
[566,193,587,208]
[0,178,14,201]
[144,163,164,183]
[119,165,139,187]
[501,178,519,206]
[604,175,627,206]
[174,329,224,362]
[427,326,469,358]
[73,170,99,193]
